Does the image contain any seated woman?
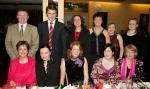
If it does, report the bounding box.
[60,41,88,85]
[119,44,144,81]
[36,44,63,87]
[91,44,120,85]
[7,41,36,87]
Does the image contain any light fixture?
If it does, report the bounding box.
[53,0,58,2]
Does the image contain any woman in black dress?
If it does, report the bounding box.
[36,44,62,87]
[88,12,110,70]
[61,41,89,85]
[122,18,146,61]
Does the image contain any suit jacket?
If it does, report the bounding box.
[67,28,90,57]
[5,24,39,60]
[38,20,67,61]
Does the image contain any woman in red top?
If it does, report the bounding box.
[67,15,90,57]
[7,41,36,87]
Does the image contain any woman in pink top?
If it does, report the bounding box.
[7,41,36,87]
[119,44,143,81]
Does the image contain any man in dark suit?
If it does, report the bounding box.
[38,4,67,61]
[37,4,67,86]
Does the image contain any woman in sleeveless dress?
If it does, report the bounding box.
[107,23,124,60]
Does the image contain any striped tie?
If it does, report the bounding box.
[49,22,54,50]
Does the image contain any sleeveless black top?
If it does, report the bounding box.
[65,58,84,84]
[89,29,106,63]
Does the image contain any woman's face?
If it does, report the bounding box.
[40,47,51,61]
[104,47,114,59]
[18,45,28,58]
[128,20,138,30]
[94,17,103,27]
[74,16,82,27]
[126,49,136,60]
[71,45,80,59]
[108,24,116,35]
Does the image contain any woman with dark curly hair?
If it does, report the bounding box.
[67,15,90,57]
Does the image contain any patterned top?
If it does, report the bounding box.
[118,58,144,81]
[91,58,120,85]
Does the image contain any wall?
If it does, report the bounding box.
[89,1,150,32]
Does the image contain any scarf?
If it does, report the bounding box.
[120,57,136,80]
[71,58,83,67]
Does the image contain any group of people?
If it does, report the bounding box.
[3,3,146,89]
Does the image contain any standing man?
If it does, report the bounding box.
[38,4,67,61]
[5,9,39,60]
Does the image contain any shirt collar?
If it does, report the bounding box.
[48,20,56,28]
[18,23,27,31]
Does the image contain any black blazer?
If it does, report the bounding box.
[36,59,61,87]
[38,20,67,61]
[67,28,90,57]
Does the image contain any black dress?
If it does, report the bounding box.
[122,32,146,60]
[88,29,106,66]
[65,58,84,84]
[36,59,61,87]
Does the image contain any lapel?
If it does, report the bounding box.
[45,21,49,41]
[53,20,59,39]
[14,24,20,40]
[24,24,30,36]
[78,29,84,41]
[14,24,19,33]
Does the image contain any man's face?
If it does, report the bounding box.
[46,9,57,22]
[17,11,29,24]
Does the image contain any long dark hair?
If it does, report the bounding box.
[70,15,87,31]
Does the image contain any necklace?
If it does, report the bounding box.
[127,30,136,36]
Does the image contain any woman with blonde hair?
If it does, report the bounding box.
[119,44,143,81]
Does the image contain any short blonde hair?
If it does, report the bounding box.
[124,44,138,57]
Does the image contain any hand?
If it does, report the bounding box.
[110,83,117,89]
[139,61,144,66]
[10,81,16,87]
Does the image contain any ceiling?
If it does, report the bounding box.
[0,0,150,4]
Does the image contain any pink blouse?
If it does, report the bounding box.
[91,58,120,85]
[7,56,36,86]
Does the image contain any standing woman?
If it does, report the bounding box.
[67,15,90,57]
[36,44,63,87]
[122,18,146,61]
[88,12,110,69]
[107,23,124,60]
[7,41,36,87]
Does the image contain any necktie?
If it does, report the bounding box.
[20,25,23,39]
[49,22,54,50]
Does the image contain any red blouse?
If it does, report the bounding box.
[74,32,80,41]
[7,56,36,86]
